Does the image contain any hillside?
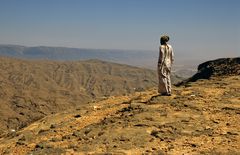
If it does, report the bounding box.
[0,75,239,154]
[0,56,162,135]
[0,58,239,154]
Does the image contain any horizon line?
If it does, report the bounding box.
[0,43,155,52]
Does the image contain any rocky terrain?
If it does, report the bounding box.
[0,56,170,135]
[0,57,239,154]
[176,57,240,86]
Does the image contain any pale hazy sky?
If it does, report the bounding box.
[0,0,239,59]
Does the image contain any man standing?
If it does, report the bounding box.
[158,35,174,96]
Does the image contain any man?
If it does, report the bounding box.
[158,35,174,96]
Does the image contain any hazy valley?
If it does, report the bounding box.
[0,44,200,78]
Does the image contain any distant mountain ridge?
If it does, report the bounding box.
[0,44,201,78]
[0,44,157,68]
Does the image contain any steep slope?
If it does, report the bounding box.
[0,59,239,154]
[0,56,159,135]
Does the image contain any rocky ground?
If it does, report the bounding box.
[0,56,164,135]
[0,75,239,154]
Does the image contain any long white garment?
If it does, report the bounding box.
[158,44,174,94]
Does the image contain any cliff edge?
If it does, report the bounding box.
[176,57,240,86]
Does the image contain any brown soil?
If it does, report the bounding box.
[0,75,239,154]
[0,56,162,135]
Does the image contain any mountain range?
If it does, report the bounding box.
[0,44,157,68]
[0,56,184,136]
[0,44,200,78]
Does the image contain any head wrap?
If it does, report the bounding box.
[160,35,170,43]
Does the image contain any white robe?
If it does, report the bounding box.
[158,44,174,94]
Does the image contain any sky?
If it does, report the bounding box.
[0,0,239,60]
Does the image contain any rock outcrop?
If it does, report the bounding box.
[176,57,240,86]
